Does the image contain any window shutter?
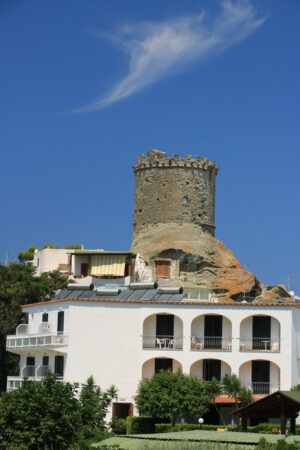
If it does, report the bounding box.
[156,261,170,278]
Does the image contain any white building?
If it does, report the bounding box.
[6,282,300,423]
[30,248,135,280]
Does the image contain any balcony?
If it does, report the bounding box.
[142,335,183,350]
[7,367,62,392]
[6,334,68,350]
[245,382,279,395]
[191,336,232,351]
[239,338,280,352]
[16,322,53,335]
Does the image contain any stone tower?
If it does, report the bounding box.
[132,149,219,239]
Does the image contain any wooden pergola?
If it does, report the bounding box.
[234,391,300,434]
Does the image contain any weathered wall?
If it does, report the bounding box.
[132,149,218,238]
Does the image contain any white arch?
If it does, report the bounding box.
[239,315,281,352]
[190,358,231,380]
[142,313,183,338]
[239,359,280,393]
[141,357,183,380]
[191,313,232,336]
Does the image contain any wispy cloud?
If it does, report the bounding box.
[71,0,266,113]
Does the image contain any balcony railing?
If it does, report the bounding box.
[142,335,183,350]
[245,382,279,395]
[7,371,62,392]
[36,365,51,377]
[16,324,29,335]
[6,334,68,349]
[38,322,52,333]
[239,338,280,352]
[22,365,36,377]
[191,336,232,351]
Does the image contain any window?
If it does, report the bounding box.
[182,196,189,205]
[203,359,221,381]
[113,403,133,418]
[183,288,210,301]
[42,313,48,323]
[42,356,49,366]
[81,263,89,277]
[26,356,35,366]
[155,260,170,278]
[54,355,64,378]
[57,311,64,335]
[155,358,173,373]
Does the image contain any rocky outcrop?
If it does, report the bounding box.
[131,223,290,301]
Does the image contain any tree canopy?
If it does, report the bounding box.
[136,369,211,424]
[0,262,68,392]
[18,243,83,261]
[0,372,117,449]
[206,374,253,427]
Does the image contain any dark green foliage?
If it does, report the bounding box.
[136,369,211,425]
[155,423,173,433]
[110,417,127,434]
[126,416,156,434]
[75,427,111,449]
[0,262,68,392]
[80,375,117,430]
[0,373,117,449]
[155,423,235,433]
[0,372,81,449]
[18,245,36,262]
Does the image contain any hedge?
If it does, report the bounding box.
[126,416,156,435]
[155,423,300,434]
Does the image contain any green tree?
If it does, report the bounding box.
[80,375,117,430]
[222,374,253,429]
[0,372,81,449]
[136,369,211,425]
[205,376,227,426]
[18,243,83,261]
[0,262,68,392]
[18,244,36,262]
[206,375,253,428]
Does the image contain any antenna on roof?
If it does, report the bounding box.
[288,273,298,292]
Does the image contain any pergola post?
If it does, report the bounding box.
[241,415,247,432]
[280,397,286,435]
[290,416,296,435]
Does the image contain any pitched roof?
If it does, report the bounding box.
[233,391,300,418]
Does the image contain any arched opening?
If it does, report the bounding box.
[191,314,232,351]
[190,358,231,381]
[239,315,280,352]
[142,313,183,350]
[239,360,280,394]
[142,357,182,379]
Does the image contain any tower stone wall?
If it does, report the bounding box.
[132,149,219,237]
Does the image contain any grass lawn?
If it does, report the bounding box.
[92,430,300,449]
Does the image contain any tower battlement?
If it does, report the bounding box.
[132,149,219,237]
[133,149,219,174]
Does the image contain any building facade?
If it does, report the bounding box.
[6,283,300,422]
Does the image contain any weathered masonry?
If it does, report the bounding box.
[132,149,219,237]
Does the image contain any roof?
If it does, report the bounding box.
[67,250,134,255]
[233,391,300,418]
[20,282,300,309]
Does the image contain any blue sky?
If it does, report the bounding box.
[1,0,299,293]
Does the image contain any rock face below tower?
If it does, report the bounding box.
[131,150,288,301]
